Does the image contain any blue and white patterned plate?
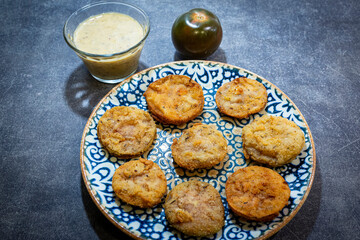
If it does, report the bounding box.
[80,61,316,240]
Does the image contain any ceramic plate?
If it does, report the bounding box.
[80,61,316,240]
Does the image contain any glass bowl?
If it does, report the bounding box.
[63,2,150,84]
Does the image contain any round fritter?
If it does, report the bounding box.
[112,158,167,208]
[164,180,224,237]
[171,123,227,170]
[242,115,305,167]
[225,166,290,222]
[215,77,267,119]
[143,75,204,125]
[97,106,156,158]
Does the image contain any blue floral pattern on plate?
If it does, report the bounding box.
[80,61,316,240]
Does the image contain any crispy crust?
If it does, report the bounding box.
[171,123,228,170]
[112,158,167,208]
[164,180,224,237]
[143,75,204,125]
[97,106,156,158]
[242,115,305,167]
[225,166,290,221]
[215,77,267,119]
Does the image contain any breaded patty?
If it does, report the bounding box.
[215,77,267,119]
[171,123,227,170]
[225,166,290,221]
[143,75,204,125]
[242,115,305,167]
[164,180,224,237]
[97,106,156,158]
[112,158,167,208]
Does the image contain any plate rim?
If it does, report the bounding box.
[80,60,316,240]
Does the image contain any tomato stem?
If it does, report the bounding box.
[191,11,208,23]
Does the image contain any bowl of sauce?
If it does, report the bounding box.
[64,2,150,83]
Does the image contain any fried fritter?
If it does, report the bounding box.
[112,158,167,208]
[97,106,156,158]
[164,180,224,237]
[225,166,290,221]
[242,115,305,167]
[215,77,267,119]
[143,75,204,125]
[171,123,227,170]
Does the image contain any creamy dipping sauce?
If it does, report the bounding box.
[72,12,146,81]
[74,12,144,55]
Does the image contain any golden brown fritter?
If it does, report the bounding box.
[97,106,156,158]
[112,158,167,208]
[242,115,305,167]
[171,123,227,170]
[225,166,290,221]
[164,180,224,237]
[215,77,267,119]
[143,75,204,125]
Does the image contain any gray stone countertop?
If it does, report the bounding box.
[1,0,359,239]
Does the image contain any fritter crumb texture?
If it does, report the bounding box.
[144,75,204,125]
[112,158,167,208]
[242,115,305,167]
[215,77,267,119]
[171,123,227,170]
[164,181,224,237]
[97,106,156,158]
[225,166,290,221]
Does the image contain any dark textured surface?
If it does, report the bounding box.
[0,0,359,239]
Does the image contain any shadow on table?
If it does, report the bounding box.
[64,61,149,118]
[270,160,322,240]
[80,177,133,240]
[173,47,227,63]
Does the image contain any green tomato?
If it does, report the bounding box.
[171,8,223,59]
